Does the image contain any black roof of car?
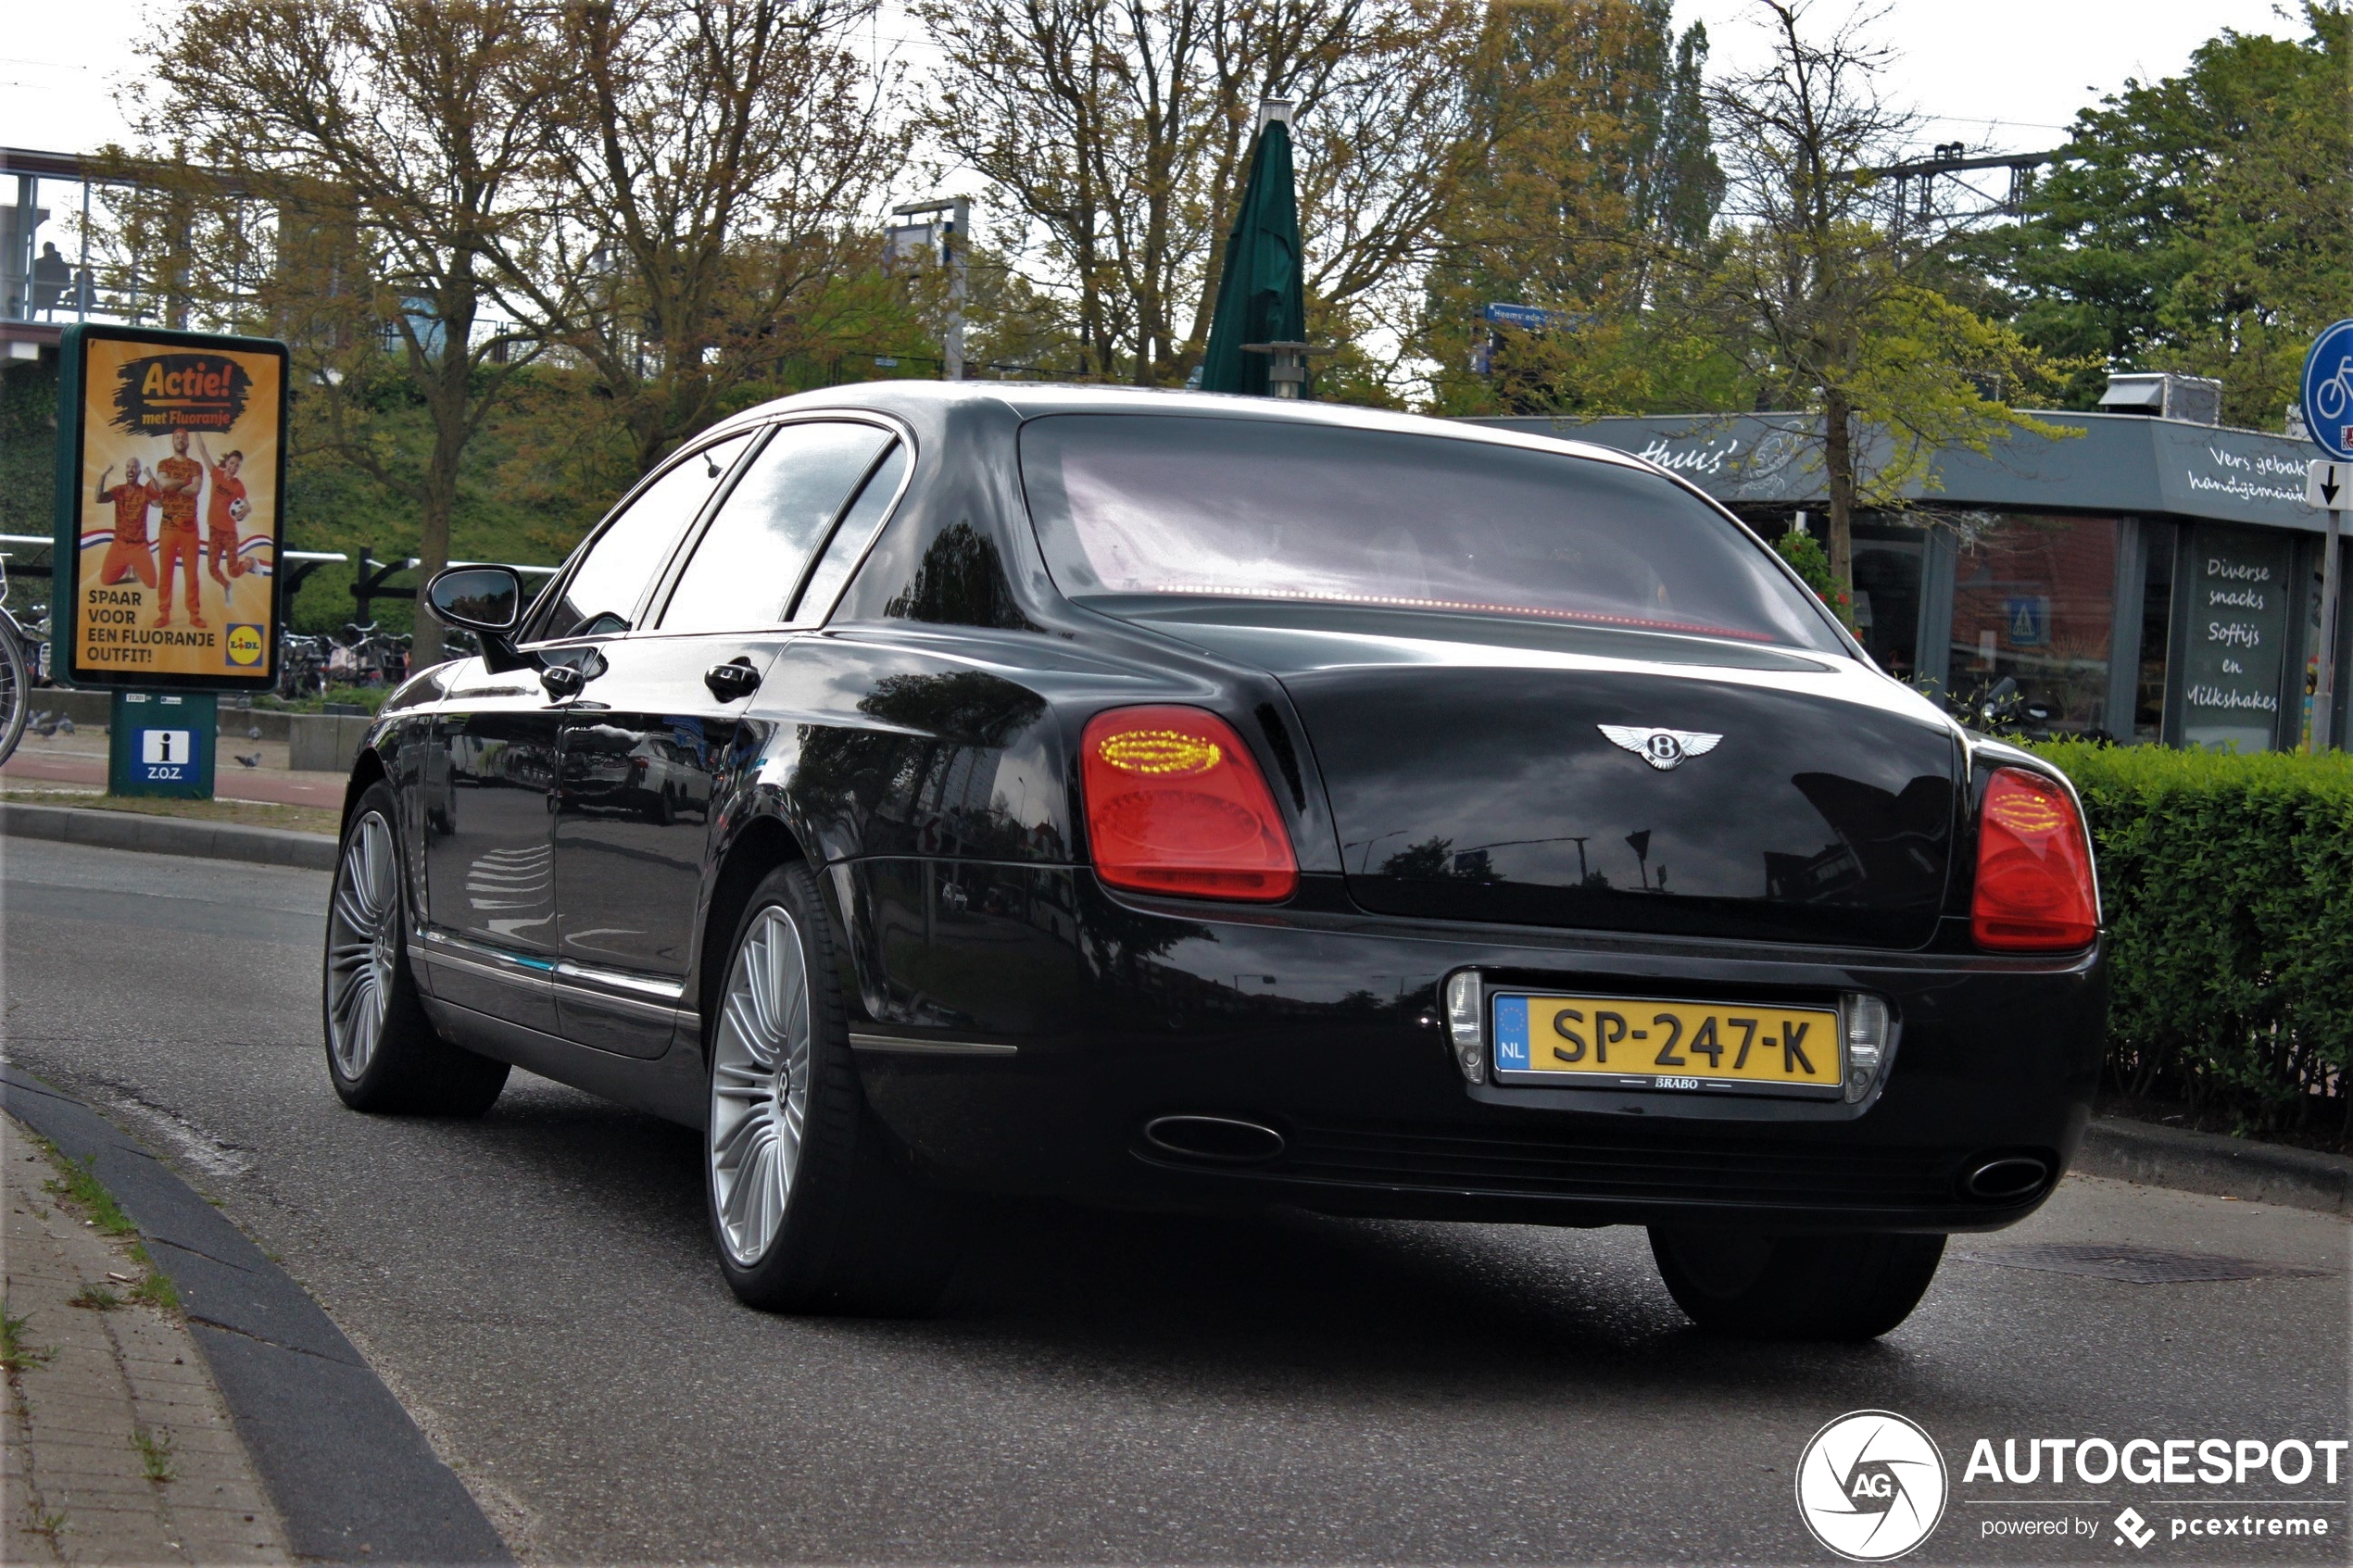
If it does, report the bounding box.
[699,379,1663,479]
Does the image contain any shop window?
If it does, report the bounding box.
[1950,514,2118,737]
[2180,525,2295,753]
[1851,524,1925,682]
[2134,525,2174,743]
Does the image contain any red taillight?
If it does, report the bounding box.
[1081,706,1297,901]
[1971,767,2098,951]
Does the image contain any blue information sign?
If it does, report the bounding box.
[2299,318,2353,461]
[106,690,216,799]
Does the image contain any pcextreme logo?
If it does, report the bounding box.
[1796,1410,1950,1562]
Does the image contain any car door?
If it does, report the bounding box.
[419,429,753,1034]
[550,418,900,1058]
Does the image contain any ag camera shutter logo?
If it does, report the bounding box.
[1796,1410,1949,1561]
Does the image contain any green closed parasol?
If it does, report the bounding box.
[1197,103,1311,397]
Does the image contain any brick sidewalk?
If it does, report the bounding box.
[3,1114,291,1564]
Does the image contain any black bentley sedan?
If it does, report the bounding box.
[327,383,2106,1338]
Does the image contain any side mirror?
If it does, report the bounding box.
[426,565,523,633]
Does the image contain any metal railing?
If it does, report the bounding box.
[0,534,557,623]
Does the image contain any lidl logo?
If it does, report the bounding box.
[225,622,265,666]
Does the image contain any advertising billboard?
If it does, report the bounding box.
[50,323,289,691]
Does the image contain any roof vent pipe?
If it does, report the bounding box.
[2097,371,2222,426]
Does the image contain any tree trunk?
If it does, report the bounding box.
[1820,385,1856,625]
[412,297,474,656]
[412,438,460,656]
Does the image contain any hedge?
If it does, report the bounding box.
[2028,741,2353,1141]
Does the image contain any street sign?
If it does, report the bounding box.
[107,690,216,798]
[2307,460,2347,751]
[2309,460,2352,509]
[2298,318,2353,461]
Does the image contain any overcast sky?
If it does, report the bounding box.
[0,0,2308,207]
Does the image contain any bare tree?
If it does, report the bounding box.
[134,0,570,650]
[496,0,911,477]
[914,0,1477,386]
[1697,0,2062,599]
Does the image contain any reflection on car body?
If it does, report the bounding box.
[322,383,2107,1336]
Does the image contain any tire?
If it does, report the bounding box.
[323,783,510,1116]
[0,621,28,769]
[1649,1226,1945,1341]
[705,861,958,1314]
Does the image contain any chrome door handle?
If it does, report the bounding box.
[539,648,606,702]
[704,659,761,702]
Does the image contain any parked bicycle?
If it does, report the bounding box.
[0,554,52,768]
[279,632,333,700]
[333,621,412,687]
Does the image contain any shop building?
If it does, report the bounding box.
[1481,377,2347,750]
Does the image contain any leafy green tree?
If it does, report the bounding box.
[1968,6,2351,425]
[1771,523,1843,620]
[1420,0,1724,415]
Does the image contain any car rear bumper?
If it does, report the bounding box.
[837,859,2106,1234]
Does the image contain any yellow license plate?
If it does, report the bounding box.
[1491,993,1843,1096]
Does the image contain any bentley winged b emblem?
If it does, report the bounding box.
[1598,724,1722,771]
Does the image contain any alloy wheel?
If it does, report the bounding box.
[326,810,399,1079]
[709,906,813,1266]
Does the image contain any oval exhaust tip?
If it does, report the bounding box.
[1965,1156,2051,1201]
[1142,1115,1285,1166]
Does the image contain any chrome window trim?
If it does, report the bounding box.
[649,410,915,633]
[796,429,918,627]
[523,427,768,645]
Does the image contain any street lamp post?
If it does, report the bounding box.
[891,195,970,381]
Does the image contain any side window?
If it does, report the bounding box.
[660,422,891,631]
[537,433,751,641]
[791,444,908,623]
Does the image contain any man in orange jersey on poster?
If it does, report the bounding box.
[94,458,157,589]
[195,433,250,609]
[149,429,205,629]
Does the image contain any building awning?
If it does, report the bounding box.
[1469,411,2332,534]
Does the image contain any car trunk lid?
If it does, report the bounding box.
[1137,607,1959,947]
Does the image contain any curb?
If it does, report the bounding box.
[0,802,338,871]
[0,1065,512,1566]
[2075,1115,2353,1217]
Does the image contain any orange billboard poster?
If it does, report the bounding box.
[54,324,288,690]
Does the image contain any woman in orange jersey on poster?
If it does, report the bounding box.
[195,433,250,609]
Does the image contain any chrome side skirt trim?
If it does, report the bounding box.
[555,983,679,1024]
[554,960,686,1003]
[421,931,556,991]
[849,1032,1019,1057]
[423,932,705,1045]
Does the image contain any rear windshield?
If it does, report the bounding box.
[1018,414,1845,651]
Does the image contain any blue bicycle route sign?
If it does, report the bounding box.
[2300,318,2353,461]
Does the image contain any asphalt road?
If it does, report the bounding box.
[4,837,2347,1566]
